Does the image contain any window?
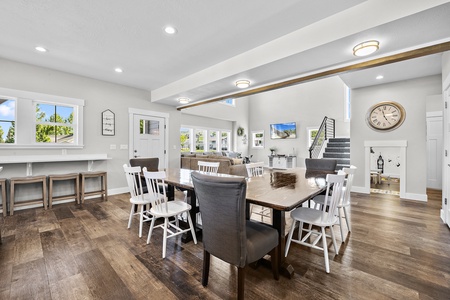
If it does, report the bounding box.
[0,98,16,143]
[251,131,264,149]
[219,98,235,106]
[208,130,218,152]
[221,131,230,151]
[140,119,159,135]
[35,103,74,143]
[180,127,192,152]
[0,87,84,148]
[180,127,231,152]
[307,127,324,148]
[195,129,206,152]
[345,85,351,121]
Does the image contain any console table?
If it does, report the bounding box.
[268,155,297,169]
[0,154,110,176]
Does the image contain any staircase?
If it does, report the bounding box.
[323,138,350,170]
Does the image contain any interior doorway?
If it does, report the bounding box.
[369,146,401,196]
[364,140,407,199]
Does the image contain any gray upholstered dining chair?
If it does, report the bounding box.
[305,158,337,171]
[191,171,279,300]
[129,157,159,171]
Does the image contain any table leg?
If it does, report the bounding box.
[272,209,295,279]
[182,189,201,243]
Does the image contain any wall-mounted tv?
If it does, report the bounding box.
[270,122,297,139]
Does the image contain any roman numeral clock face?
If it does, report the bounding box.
[366,101,406,132]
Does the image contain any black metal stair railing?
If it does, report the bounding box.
[308,116,335,158]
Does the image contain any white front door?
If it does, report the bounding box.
[133,114,165,169]
[426,113,443,189]
[445,86,450,228]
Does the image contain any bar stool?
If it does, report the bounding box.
[0,178,7,216]
[48,173,80,208]
[9,175,47,215]
[80,171,107,204]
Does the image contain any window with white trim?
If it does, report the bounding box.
[0,87,84,148]
[0,98,15,143]
[219,98,235,106]
[180,126,231,152]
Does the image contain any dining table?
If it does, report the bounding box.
[164,167,331,278]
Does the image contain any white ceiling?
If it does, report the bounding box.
[0,0,449,107]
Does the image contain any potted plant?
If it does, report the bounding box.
[269,146,277,156]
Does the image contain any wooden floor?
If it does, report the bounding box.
[0,189,449,299]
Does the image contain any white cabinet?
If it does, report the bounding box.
[268,155,297,169]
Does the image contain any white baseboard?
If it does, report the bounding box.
[107,187,129,196]
[402,193,427,202]
[441,209,445,222]
[351,186,369,194]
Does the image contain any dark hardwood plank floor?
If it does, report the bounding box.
[1,189,449,299]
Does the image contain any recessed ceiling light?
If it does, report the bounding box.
[353,40,379,56]
[235,80,250,88]
[376,75,384,80]
[164,26,177,35]
[178,97,190,104]
[114,68,123,73]
[35,46,48,52]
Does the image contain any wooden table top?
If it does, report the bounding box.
[165,168,331,211]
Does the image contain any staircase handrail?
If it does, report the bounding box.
[308,116,335,158]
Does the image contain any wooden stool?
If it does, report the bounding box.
[0,178,7,216]
[48,173,80,208]
[80,171,107,204]
[9,175,47,215]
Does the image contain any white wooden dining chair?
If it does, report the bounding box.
[285,173,346,273]
[143,169,197,258]
[313,166,357,241]
[198,161,220,173]
[246,162,272,223]
[123,164,153,238]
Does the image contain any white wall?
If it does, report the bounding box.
[426,94,443,112]
[247,76,350,167]
[0,58,181,192]
[351,75,442,198]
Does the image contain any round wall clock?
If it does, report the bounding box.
[366,101,406,132]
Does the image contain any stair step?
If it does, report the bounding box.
[323,152,350,159]
[325,148,349,153]
[327,142,350,148]
[329,138,350,143]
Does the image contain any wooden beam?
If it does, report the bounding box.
[177,41,450,111]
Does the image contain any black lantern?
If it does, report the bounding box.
[377,154,384,173]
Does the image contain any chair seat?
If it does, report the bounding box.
[313,193,348,208]
[290,207,338,227]
[150,200,191,217]
[246,220,278,264]
[129,193,153,205]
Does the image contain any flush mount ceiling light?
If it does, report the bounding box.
[376,75,384,80]
[353,40,379,56]
[164,26,177,35]
[235,80,250,88]
[178,97,190,104]
[35,46,48,52]
[114,68,123,73]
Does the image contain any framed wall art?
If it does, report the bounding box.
[102,109,115,136]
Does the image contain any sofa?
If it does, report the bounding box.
[181,153,248,176]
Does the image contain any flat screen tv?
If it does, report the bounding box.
[270,122,297,139]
